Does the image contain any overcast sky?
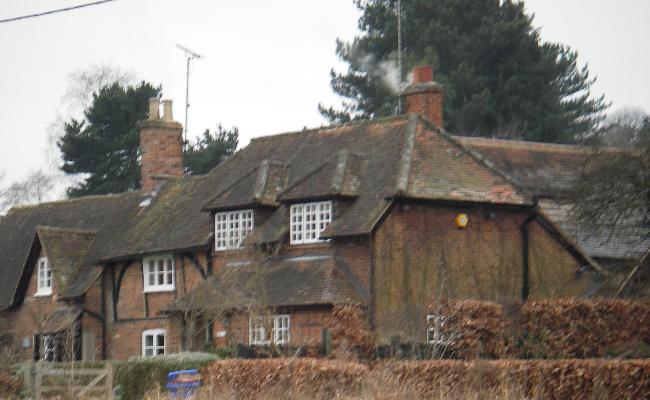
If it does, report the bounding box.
[0,0,648,194]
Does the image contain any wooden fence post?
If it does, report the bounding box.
[34,360,43,400]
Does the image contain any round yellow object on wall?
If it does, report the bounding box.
[455,214,468,228]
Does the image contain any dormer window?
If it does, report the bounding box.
[290,201,332,244]
[215,210,254,251]
[36,257,52,296]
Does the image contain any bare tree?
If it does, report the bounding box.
[173,246,292,357]
[597,107,649,150]
[0,169,56,214]
[570,108,650,296]
[62,62,136,117]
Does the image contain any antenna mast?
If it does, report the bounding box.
[176,44,204,141]
[397,0,403,113]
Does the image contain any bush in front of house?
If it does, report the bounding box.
[0,371,22,398]
[114,352,221,400]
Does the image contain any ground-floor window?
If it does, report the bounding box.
[249,314,290,345]
[43,334,62,362]
[142,329,166,356]
[426,314,454,345]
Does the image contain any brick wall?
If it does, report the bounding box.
[102,253,207,360]
[2,249,65,360]
[372,203,593,341]
[403,89,444,126]
[140,118,183,197]
[213,307,332,348]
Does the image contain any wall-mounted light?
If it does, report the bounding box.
[455,214,468,228]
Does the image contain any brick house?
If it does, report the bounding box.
[0,66,603,361]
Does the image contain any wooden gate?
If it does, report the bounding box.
[33,360,113,399]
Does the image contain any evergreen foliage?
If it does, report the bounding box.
[58,82,239,198]
[183,125,239,176]
[58,82,160,197]
[320,0,608,143]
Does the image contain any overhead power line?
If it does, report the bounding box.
[0,0,117,23]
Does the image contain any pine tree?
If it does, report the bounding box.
[320,0,608,143]
[58,82,239,197]
[59,82,159,197]
[183,125,239,176]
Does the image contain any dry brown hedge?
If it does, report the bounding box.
[0,372,21,397]
[202,358,650,399]
[328,305,375,359]
[519,298,650,358]
[430,300,508,359]
[387,359,650,399]
[425,299,650,359]
[202,358,367,398]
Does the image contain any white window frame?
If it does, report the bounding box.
[290,201,332,244]
[426,314,454,346]
[249,314,290,346]
[43,334,57,362]
[35,257,52,296]
[142,328,166,357]
[143,255,175,293]
[215,210,254,251]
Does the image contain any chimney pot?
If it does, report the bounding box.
[400,65,444,127]
[162,100,173,121]
[141,99,183,198]
[420,66,434,83]
[148,98,160,120]
[412,66,423,84]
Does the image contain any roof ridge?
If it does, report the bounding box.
[317,114,410,132]
[36,225,98,236]
[247,115,410,142]
[395,114,418,196]
[8,191,137,211]
[330,150,349,196]
[456,136,597,153]
[416,116,531,202]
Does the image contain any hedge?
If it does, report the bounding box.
[114,352,221,400]
[202,358,650,399]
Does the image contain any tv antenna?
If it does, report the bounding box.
[176,44,204,140]
[397,0,403,114]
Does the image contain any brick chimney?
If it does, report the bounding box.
[140,99,184,197]
[400,66,444,127]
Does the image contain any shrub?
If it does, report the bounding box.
[328,305,375,359]
[114,352,221,400]
[203,358,367,398]
[0,371,22,398]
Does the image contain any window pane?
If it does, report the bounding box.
[145,335,153,346]
[156,334,164,347]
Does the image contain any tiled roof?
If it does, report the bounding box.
[4,114,596,309]
[0,175,216,308]
[457,137,650,261]
[0,193,139,309]
[94,176,214,261]
[205,114,530,238]
[36,226,97,299]
[244,205,288,245]
[539,199,650,261]
[166,253,367,311]
[457,137,593,197]
[278,151,369,201]
[40,305,82,334]
[204,160,290,210]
